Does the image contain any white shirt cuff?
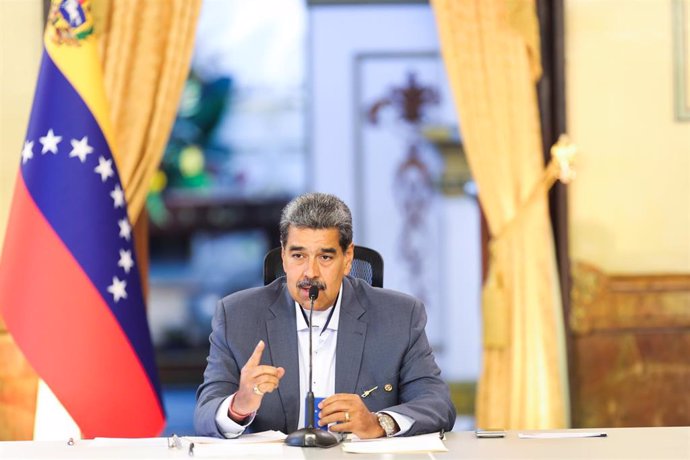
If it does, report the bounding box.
[214,394,255,438]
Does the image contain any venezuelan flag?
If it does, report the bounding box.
[0,0,164,437]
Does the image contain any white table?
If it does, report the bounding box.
[0,427,688,459]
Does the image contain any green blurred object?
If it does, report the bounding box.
[448,381,476,416]
[157,73,233,191]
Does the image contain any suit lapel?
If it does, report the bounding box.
[266,287,300,433]
[335,278,367,394]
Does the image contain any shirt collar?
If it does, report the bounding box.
[294,283,342,332]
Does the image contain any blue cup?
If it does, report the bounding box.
[305,396,327,430]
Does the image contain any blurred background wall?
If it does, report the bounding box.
[567,0,689,273]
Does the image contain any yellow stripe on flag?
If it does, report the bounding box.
[43,19,117,163]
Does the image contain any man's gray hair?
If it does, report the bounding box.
[279,193,353,252]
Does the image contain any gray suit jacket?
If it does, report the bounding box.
[194,276,456,437]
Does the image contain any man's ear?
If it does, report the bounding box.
[344,243,354,274]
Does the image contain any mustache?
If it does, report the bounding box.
[297,279,326,291]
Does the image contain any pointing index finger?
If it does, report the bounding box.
[247,340,265,367]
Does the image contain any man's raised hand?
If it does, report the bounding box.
[231,340,285,418]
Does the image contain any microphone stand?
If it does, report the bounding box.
[285,286,342,448]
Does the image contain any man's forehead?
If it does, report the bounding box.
[284,227,342,251]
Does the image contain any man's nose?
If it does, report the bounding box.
[303,256,320,278]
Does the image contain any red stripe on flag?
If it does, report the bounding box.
[0,175,164,438]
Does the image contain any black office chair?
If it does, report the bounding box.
[263,245,384,288]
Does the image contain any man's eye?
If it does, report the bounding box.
[320,255,333,261]
[291,253,304,259]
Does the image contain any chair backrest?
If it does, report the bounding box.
[263,245,384,287]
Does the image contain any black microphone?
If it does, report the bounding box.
[285,285,342,448]
[305,286,318,421]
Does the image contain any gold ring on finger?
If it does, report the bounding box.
[344,411,350,422]
[253,384,264,396]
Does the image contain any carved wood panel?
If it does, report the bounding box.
[570,262,690,427]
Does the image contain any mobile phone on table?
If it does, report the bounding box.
[475,429,506,438]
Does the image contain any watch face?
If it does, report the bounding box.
[377,413,396,436]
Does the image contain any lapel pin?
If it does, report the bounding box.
[384,384,393,392]
[361,385,379,398]
[361,385,378,398]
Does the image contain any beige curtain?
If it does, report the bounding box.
[431,0,569,429]
[94,0,202,224]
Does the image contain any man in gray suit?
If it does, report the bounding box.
[194,193,455,439]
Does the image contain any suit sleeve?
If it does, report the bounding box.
[383,300,456,435]
[194,300,241,437]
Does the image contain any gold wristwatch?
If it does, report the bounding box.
[376,412,398,437]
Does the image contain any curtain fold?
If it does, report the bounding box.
[431,0,569,429]
[95,0,202,224]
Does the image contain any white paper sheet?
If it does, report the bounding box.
[91,437,168,447]
[518,431,608,439]
[183,430,287,444]
[342,432,448,453]
[180,432,301,459]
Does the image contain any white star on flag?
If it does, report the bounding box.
[118,218,132,241]
[118,249,134,274]
[69,136,94,163]
[110,184,125,208]
[94,156,114,182]
[107,276,128,302]
[21,141,34,164]
[39,129,62,154]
